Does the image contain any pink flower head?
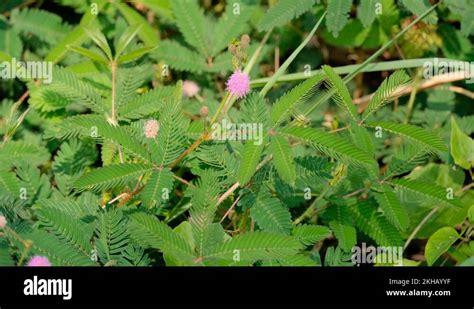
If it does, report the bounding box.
[226,70,250,99]
[0,215,6,228]
[144,119,160,139]
[182,80,200,97]
[27,256,51,267]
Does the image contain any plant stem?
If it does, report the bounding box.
[250,58,468,86]
[300,3,440,118]
[110,60,118,125]
[259,12,326,97]
[403,206,440,251]
[169,29,273,169]
[293,185,331,225]
[404,69,423,124]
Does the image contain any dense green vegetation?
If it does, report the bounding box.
[0,0,473,267]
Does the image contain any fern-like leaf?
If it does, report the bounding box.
[357,0,379,28]
[35,201,94,258]
[156,41,208,73]
[373,187,409,231]
[270,134,296,185]
[322,65,358,122]
[11,8,71,45]
[140,167,174,207]
[49,115,152,161]
[361,70,411,122]
[271,73,324,126]
[74,163,153,192]
[211,1,252,56]
[402,0,438,24]
[0,171,20,198]
[115,66,148,108]
[384,143,430,179]
[388,178,463,208]
[95,209,130,265]
[326,0,353,37]
[279,127,376,168]
[350,201,404,246]
[203,232,303,263]
[0,141,49,169]
[119,86,176,120]
[170,0,209,56]
[237,141,264,185]
[24,229,96,266]
[128,212,195,262]
[292,224,332,246]
[150,109,188,166]
[187,171,223,257]
[249,189,292,235]
[257,0,316,32]
[366,121,447,154]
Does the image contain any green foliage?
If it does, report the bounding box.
[326,0,353,37]
[373,188,409,231]
[270,135,296,185]
[141,167,174,207]
[158,0,251,73]
[237,140,264,185]
[425,227,459,266]
[292,224,332,246]
[0,0,472,268]
[280,127,376,168]
[357,0,379,28]
[366,121,447,154]
[249,189,292,234]
[401,0,438,24]
[361,70,411,122]
[450,117,474,170]
[257,0,316,32]
[271,73,324,126]
[203,232,303,264]
[74,163,154,192]
[11,8,72,45]
[322,65,358,122]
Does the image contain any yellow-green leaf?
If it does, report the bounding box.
[425,227,459,266]
[450,116,474,170]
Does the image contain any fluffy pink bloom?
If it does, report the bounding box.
[27,256,52,267]
[182,80,200,97]
[0,215,6,228]
[226,70,250,98]
[144,119,160,139]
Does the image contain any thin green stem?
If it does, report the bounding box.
[259,11,326,97]
[404,69,423,124]
[169,29,273,168]
[250,58,469,86]
[403,206,440,251]
[293,185,331,225]
[300,3,440,118]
